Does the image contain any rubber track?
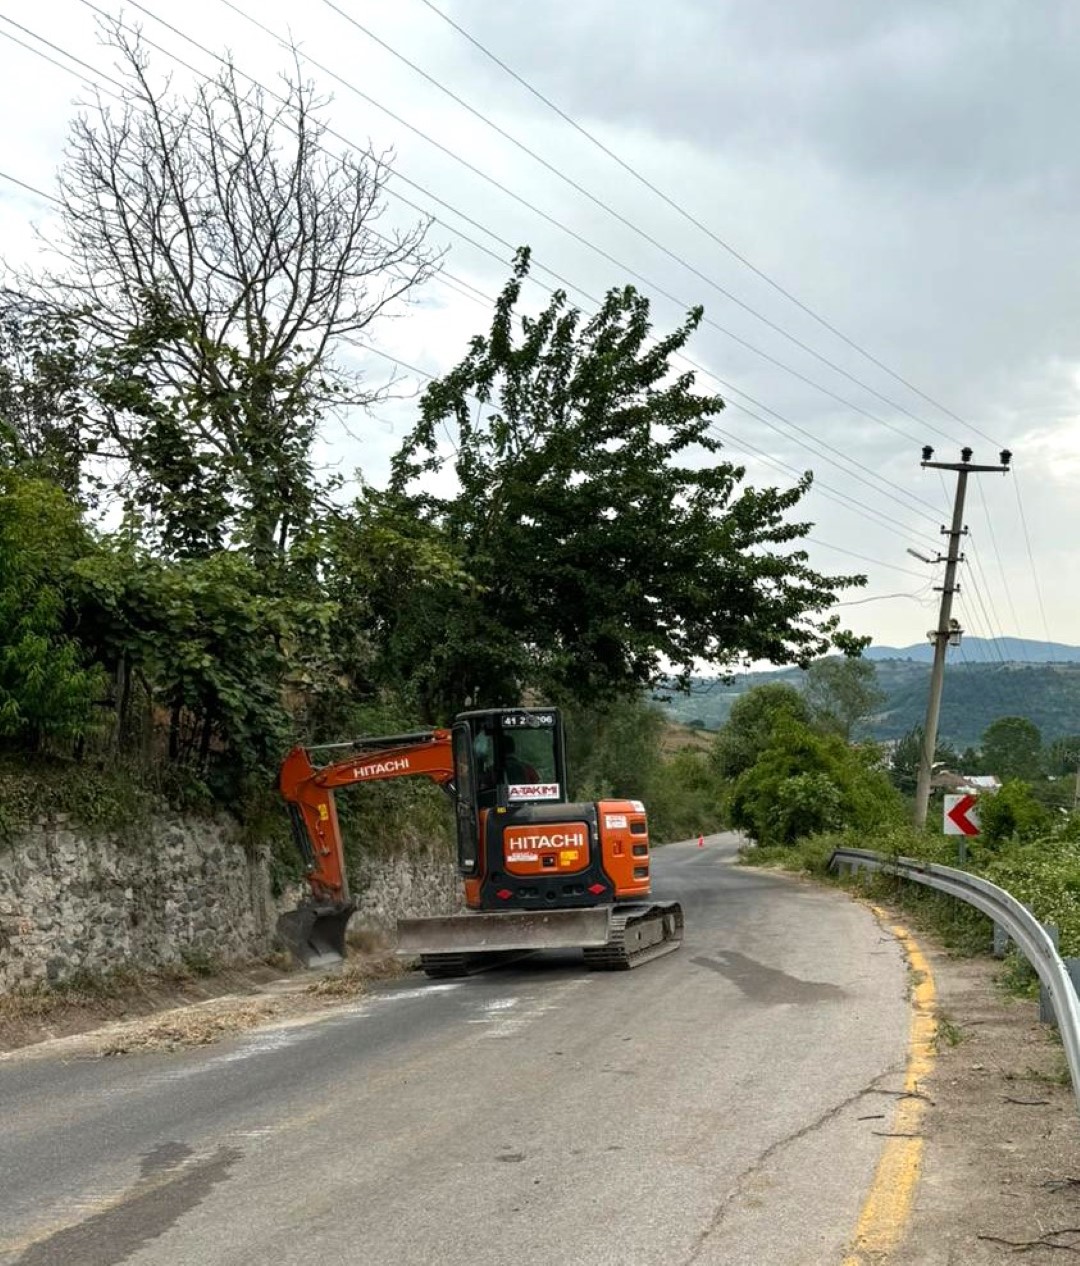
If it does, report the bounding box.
[583,902,684,971]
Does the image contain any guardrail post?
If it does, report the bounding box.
[992,923,1010,959]
[1040,924,1061,1026]
[1066,959,1080,1002]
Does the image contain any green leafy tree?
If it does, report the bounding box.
[0,297,89,500]
[981,716,1043,781]
[979,780,1050,846]
[0,471,103,744]
[1044,735,1080,778]
[712,683,812,780]
[729,718,902,846]
[959,745,983,774]
[75,544,334,779]
[384,250,866,716]
[889,725,962,796]
[645,746,727,842]
[803,656,884,741]
[562,696,666,801]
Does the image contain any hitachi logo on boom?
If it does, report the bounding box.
[508,831,587,850]
[353,757,411,778]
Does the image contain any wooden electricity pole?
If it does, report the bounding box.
[914,446,1012,830]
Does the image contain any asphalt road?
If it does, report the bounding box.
[0,835,911,1266]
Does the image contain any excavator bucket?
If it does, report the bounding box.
[276,902,356,969]
[396,906,613,957]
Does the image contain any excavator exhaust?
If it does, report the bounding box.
[276,901,355,969]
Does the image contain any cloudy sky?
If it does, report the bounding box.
[0,0,1076,656]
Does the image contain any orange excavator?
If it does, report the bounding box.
[278,706,683,976]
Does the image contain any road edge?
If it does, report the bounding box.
[842,908,937,1265]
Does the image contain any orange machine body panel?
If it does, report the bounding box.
[462,799,652,908]
[596,799,652,899]
[502,821,591,877]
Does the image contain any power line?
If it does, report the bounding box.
[835,590,934,607]
[0,153,939,582]
[0,169,59,204]
[400,0,1045,644]
[109,0,1048,644]
[319,0,967,447]
[702,373,946,526]
[215,3,1060,660]
[710,422,943,553]
[60,4,959,538]
[803,538,930,580]
[967,529,1019,662]
[413,0,1004,449]
[0,171,925,591]
[1012,470,1056,657]
[0,10,1031,628]
[0,13,123,90]
[210,0,961,454]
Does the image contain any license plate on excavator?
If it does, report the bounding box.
[396,907,613,956]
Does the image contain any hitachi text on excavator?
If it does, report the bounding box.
[278,707,684,975]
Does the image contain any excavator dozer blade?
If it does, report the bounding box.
[396,906,613,958]
[276,902,356,969]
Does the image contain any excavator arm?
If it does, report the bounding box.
[278,729,455,965]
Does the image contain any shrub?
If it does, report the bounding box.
[729,719,903,846]
[979,780,1051,846]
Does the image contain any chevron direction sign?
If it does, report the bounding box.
[944,793,980,837]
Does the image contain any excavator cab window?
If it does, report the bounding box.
[458,709,566,809]
[451,723,480,875]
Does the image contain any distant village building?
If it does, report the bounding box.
[930,770,1002,795]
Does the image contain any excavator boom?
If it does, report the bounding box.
[278,729,454,964]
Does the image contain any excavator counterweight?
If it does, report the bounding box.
[278,707,683,975]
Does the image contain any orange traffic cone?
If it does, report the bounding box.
[697,834,705,849]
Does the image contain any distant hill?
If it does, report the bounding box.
[660,650,1080,750]
[863,638,1080,664]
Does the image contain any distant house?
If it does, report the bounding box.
[931,770,1001,795]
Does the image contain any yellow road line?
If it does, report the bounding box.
[843,907,937,1265]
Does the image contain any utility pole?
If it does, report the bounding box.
[914,446,1012,829]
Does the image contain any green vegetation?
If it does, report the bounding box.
[802,656,885,742]
[662,660,1080,750]
[1,27,868,878]
[711,672,902,848]
[728,672,1080,968]
[728,719,902,846]
[980,717,1043,781]
[742,812,1080,959]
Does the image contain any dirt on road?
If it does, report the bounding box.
[0,938,406,1059]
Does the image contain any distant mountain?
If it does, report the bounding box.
[660,657,1080,749]
[862,638,1080,664]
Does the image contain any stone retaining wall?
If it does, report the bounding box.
[0,814,458,992]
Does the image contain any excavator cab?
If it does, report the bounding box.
[450,708,567,877]
[457,708,566,809]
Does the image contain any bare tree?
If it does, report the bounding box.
[30,20,436,558]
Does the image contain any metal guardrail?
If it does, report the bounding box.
[830,846,1080,1116]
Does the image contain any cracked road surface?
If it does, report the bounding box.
[0,836,911,1265]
